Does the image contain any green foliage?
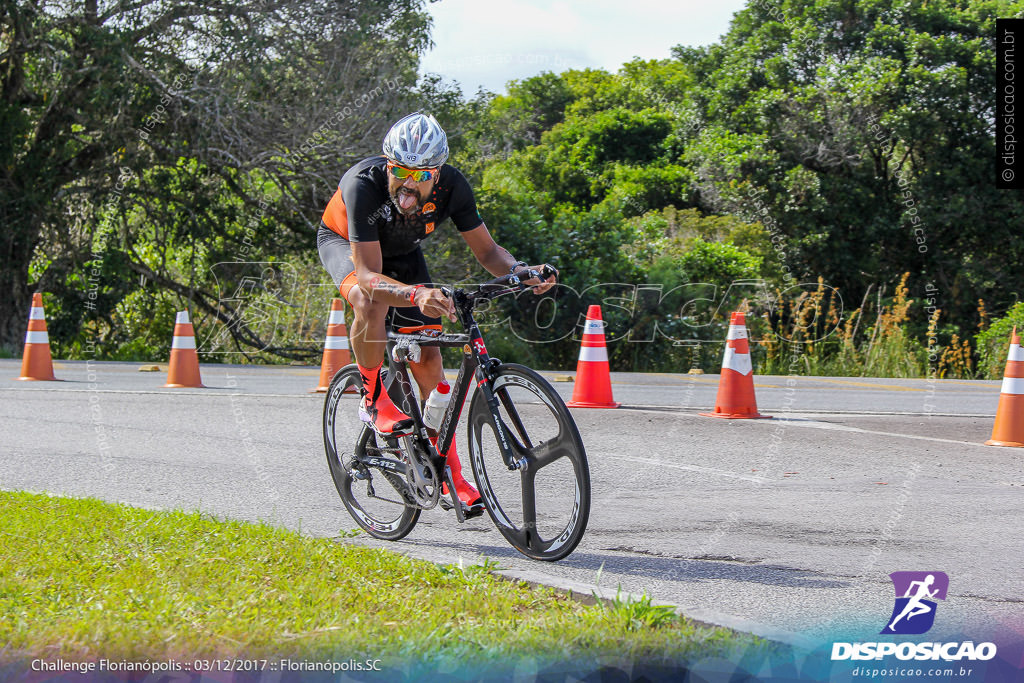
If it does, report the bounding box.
[486,72,576,149]
[651,240,761,288]
[686,0,1024,340]
[2,0,433,359]
[449,0,1023,376]
[977,302,1024,380]
[8,0,1020,378]
[603,589,681,632]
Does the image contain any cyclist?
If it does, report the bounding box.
[317,112,556,510]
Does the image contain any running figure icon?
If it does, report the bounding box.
[881,571,949,635]
[888,574,938,630]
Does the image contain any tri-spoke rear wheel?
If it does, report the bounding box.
[467,364,590,561]
[323,365,420,540]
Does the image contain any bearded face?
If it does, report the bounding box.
[388,174,436,216]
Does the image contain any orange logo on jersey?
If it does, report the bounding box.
[425,222,435,234]
[421,202,436,214]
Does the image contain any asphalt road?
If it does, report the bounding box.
[2,359,1021,648]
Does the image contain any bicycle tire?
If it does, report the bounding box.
[323,365,420,540]
[467,364,591,561]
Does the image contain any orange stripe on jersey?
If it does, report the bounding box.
[322,188,350,239]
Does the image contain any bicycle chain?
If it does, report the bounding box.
[349,445,439,509]
[376,471,420,507]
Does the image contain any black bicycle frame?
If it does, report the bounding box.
[383,293,522,474]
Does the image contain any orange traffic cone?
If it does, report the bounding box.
[986,326,1024,447]
[568,305,619,408]
[164,310,205,388]
[314,298,352,392]
[15,293,60,381]
[700,311,770,419]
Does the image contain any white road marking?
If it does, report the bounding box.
[0,388,311,398]
[768,416,988,447]
[619,455,769,483]
[618,405,995,418]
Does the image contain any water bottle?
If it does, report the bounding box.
[422,380,451,430]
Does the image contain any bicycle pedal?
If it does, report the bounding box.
[365,421,416,439]
[440,498,484,521]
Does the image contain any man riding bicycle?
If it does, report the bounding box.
[317,112,556,510]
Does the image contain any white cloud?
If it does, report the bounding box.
[419,0,750,95]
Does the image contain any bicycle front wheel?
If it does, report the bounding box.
[323,365,420,540]
[467,364,590,561]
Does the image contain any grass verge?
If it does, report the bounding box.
[0,491,765,671]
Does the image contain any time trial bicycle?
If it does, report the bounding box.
[322,268,591,561]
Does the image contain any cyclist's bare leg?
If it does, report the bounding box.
[347,285,412,434]
[347,284,388,367]
[408,346,444,398]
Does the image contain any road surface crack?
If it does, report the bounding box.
[603,545,765,564]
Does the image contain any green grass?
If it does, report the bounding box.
[0,491,759,670]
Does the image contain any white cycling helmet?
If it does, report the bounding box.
[382,112,449,169]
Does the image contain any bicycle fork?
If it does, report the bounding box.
[478,379,527,471]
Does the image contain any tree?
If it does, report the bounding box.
[1,0,430,354]
[679,0,1024,334]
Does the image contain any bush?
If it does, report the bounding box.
[976,302,1024,379]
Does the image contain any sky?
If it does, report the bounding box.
[418,0,751,97]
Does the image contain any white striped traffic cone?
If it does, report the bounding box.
[15,293,60,381]
[568,305,619,408]
[986,326,1024,447]
[314,298,352,392]
[164,310,205,388]
[700,311,770,419]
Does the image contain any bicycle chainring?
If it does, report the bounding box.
[397,435,441,510]
[346,440,441,510]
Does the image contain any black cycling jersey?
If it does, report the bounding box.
[321,155,483,258]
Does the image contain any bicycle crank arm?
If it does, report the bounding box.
[440,465,466,523]
[354,454,411,478]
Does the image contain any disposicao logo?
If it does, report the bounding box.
[881,571,948,635]
[831,572,997,662]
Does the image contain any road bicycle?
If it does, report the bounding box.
[322,268,591,561]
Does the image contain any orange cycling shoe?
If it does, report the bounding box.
[446,476,483,510]
[358,362,414,436]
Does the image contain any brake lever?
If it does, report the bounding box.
[514,265,556,286]
[513,267,555,292]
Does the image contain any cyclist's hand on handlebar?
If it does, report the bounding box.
[522,263,558,295]
[414,286,457,322]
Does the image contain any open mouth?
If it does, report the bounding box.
[394,187,420,213]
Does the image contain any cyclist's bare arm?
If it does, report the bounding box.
[351,240,455,320]
[460,222,558,294]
